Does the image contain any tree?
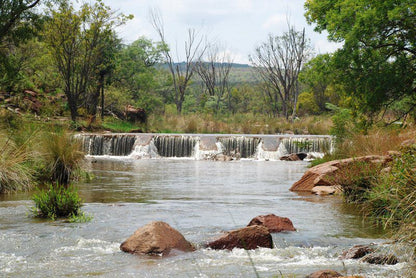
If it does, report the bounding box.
[250,26,311,119]
[0,0,43,91]
[299,53,333,112]
[113,37,164,96]
[0,0,41,43]
[305,0,416,120]
[44,0,130,122]
[195,44,233,114]
[150,9,206,114]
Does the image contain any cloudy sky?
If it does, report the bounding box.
[103,0,341,64]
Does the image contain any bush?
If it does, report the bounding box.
[32,184,82,219]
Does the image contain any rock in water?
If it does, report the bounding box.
[340,244,374,259]
[120,221,195,256]
[207,225,272,250]
[280,153,307,161]
[247,214,296,232]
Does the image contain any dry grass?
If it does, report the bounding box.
[41,131,85,186]
[147,113,333,135]
[336,127,416,158]
[0,135,33,192]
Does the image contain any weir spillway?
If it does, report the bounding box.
[76,133,333,160]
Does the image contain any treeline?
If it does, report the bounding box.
[0,0,415,128]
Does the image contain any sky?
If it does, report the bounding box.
[102,0,341,64]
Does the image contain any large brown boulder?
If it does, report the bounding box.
[120,221,195,256]
[247,214,296,232]
[207,225,273,250]
[290,155,392,192]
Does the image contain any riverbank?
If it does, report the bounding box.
[291,132,416,274]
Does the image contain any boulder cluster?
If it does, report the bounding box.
[120,214,296,256]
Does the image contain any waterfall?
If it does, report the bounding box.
[218,137,261,158]
[153,135,198,157]
[77,133,333,160]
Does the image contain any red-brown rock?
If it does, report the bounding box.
[247,214,296,232]
[125,105,146,123]
[280,153,307,161]
[290,155,392,192]
[340,244,374,260]
[120,221,195,256]
[306,270,342,278]
[207,225,272,250]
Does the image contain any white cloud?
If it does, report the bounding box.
[262,14,286,29]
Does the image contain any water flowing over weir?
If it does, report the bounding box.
[76,133,334,160]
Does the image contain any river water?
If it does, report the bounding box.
[0,158,408,277]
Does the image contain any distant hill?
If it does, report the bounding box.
[157,62,259,85]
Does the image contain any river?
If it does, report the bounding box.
[0,158,407,277]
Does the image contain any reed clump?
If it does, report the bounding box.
[40,131,84,186]
[0,136,33,192]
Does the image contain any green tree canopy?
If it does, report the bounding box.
[305,0,416,119]
[44,0,131,121]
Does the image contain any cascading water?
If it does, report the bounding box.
[153,135,198,157]
[218,137,261,158]
[77,133,333,160]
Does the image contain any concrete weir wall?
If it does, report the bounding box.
[76,133,334,160]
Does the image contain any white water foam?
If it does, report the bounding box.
[129,140,158,159]
[55,238,120,255]
[193,141,224,160]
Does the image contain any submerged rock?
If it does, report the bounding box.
[247,214,296,232]
[340,244,375,260]
[311,185,341,195]
[207,225,272,250]
[120,221,195,256]
[280,152,307,161]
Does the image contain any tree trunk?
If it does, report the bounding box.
[67,94,78,122]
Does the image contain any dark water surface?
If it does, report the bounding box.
[0,159,407,277]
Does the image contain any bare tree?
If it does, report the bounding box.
[195,44,233,113]
[250,25,310,119]
[150,9,205,114]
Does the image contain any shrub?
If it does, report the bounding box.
[32,184,82,219]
